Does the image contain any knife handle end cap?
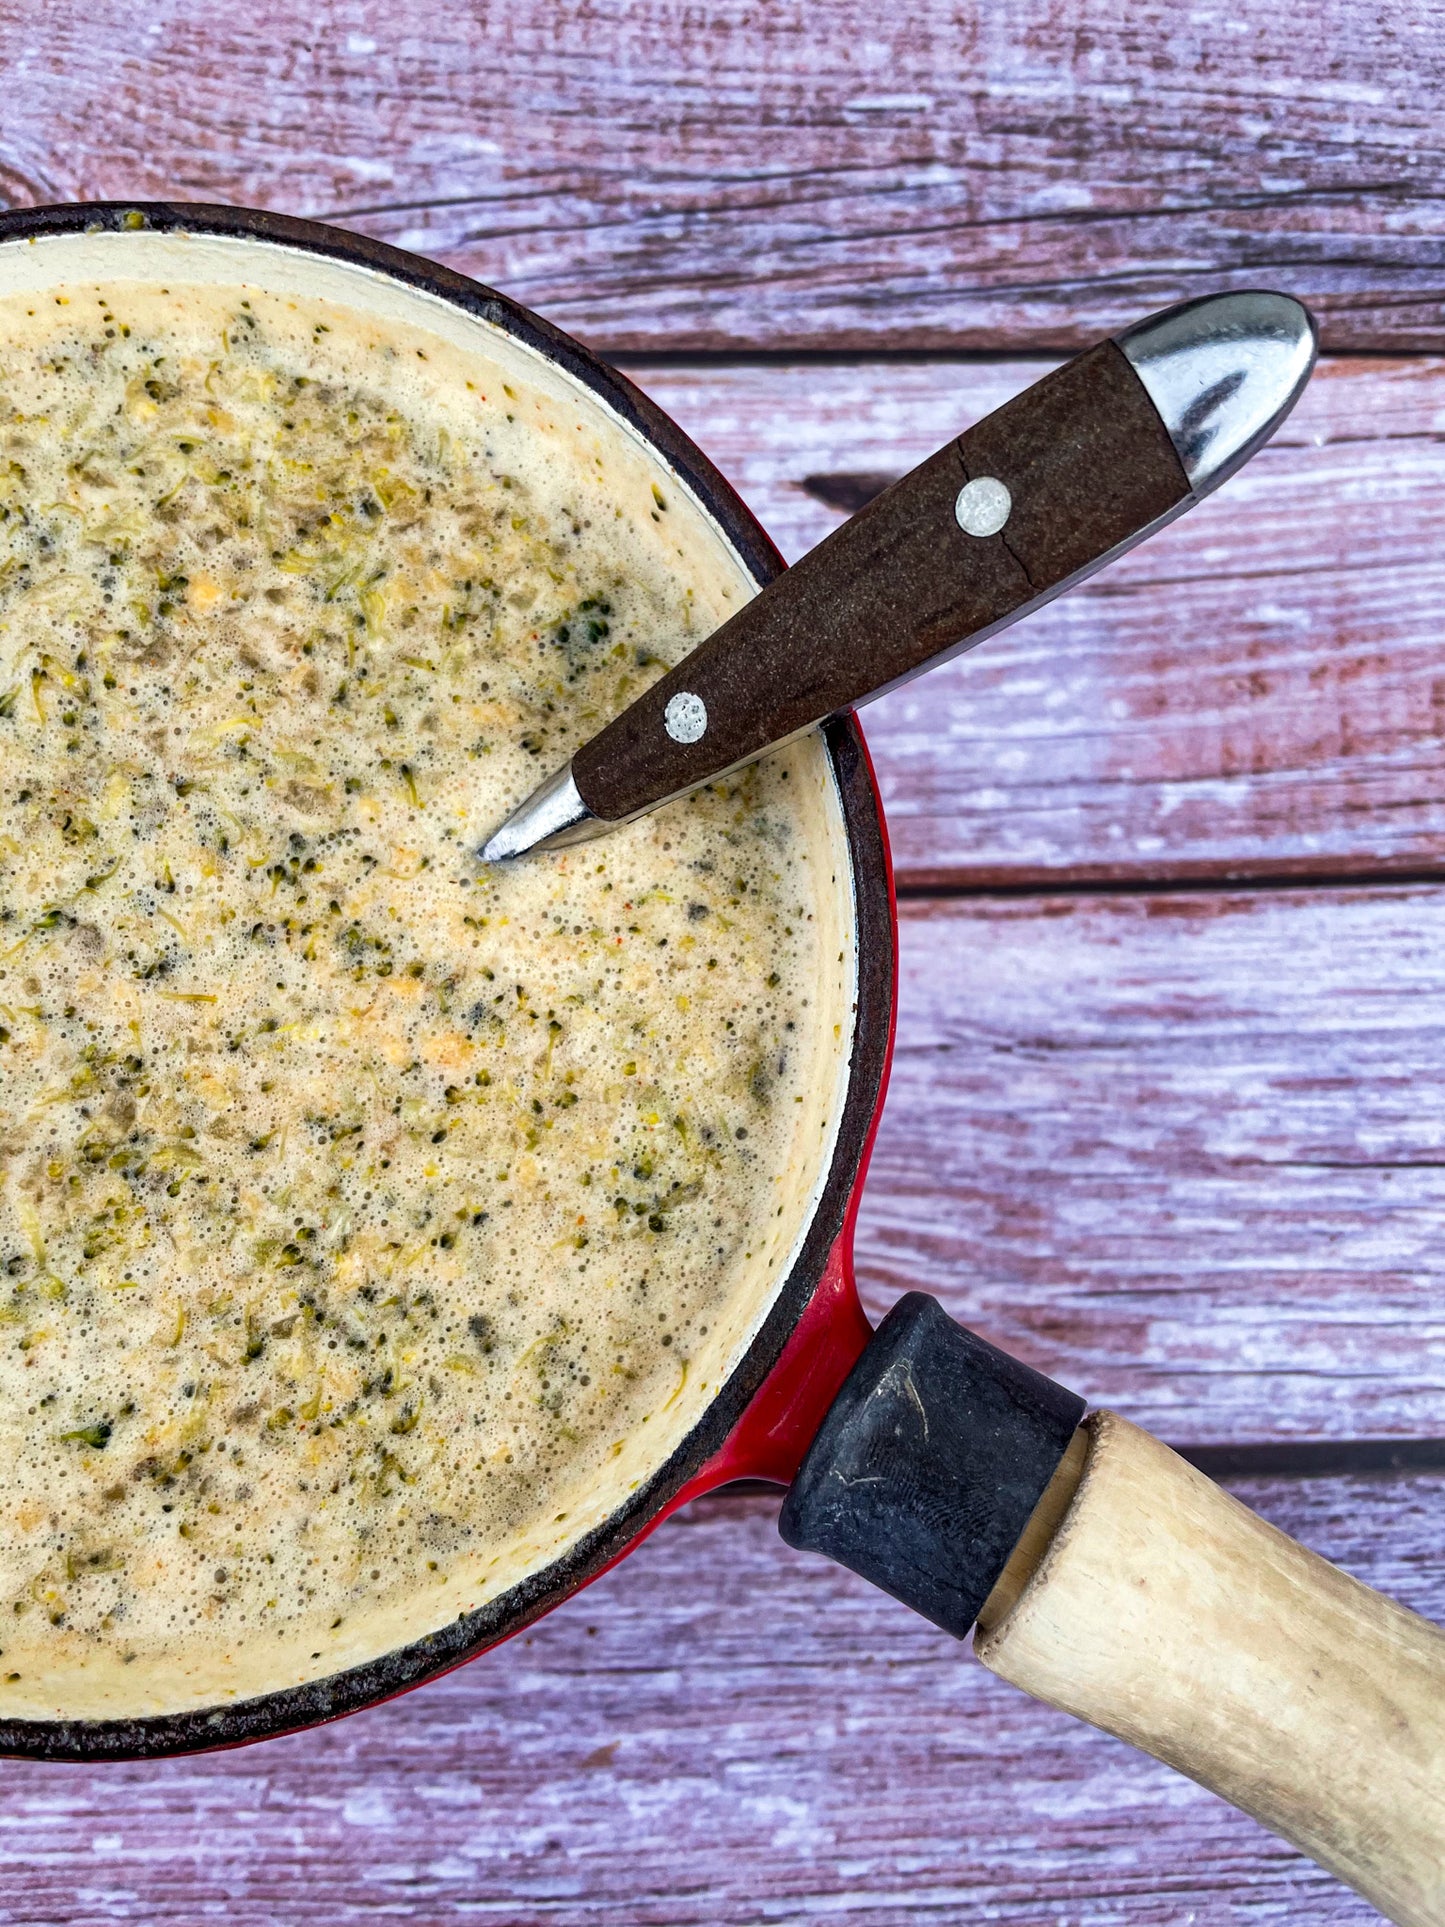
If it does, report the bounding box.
[1116,290,1318,496]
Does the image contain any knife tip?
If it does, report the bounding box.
[476,762,603,864]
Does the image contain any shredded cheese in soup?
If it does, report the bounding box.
[0,280,845,1716]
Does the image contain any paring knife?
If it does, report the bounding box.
[481,291,1317,863]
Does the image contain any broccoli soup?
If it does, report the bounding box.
[0,269,853,1719]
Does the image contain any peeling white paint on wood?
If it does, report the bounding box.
[2,0,1445,350]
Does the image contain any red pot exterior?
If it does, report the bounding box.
[0,201,899,1762]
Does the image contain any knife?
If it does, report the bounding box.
[480,290,1317,864]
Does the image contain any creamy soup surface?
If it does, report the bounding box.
[0,276,849,1718]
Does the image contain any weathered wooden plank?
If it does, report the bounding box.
[628,353,1445,887]
[855,884,1445,1443]
[0,12,1434,1922]
[1,0,1445,351]
[0,1478,1435,1925]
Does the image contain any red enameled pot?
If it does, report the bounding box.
[0,200,898,1762]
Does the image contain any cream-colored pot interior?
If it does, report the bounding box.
[0,224,858,1721]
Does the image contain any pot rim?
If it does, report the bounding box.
[0,200,895,1761]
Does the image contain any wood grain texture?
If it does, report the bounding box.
[627,352,1445,888]
[3,0,1445,352]
[857,885,1445,1443]
[0,1478,1436,1927]
[978,1414,1445,1927]
[0,10,1440,1910]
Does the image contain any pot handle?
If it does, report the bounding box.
[779,1295,1445,1927]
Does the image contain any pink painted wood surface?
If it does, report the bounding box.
[628,353,1445,888]
[2,0,1445,352]
[0,1478,1437,1926]
[1,8,1444,1917]
[862,887,1445,1443]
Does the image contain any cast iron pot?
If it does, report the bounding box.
[0,203,1440,1927]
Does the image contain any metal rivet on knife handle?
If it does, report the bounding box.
[664,691,708,744]
[955,476,1012,537]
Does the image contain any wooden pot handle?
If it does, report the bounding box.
[778,1296,1445,1920]
[782,1302,1445,1919]
[975,1412,1445,1927]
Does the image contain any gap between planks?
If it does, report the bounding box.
[897,867,1445,901]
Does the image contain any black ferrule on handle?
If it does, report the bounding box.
[778,1294,1087,1640]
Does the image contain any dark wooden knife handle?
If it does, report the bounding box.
[572,339,1190,824]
